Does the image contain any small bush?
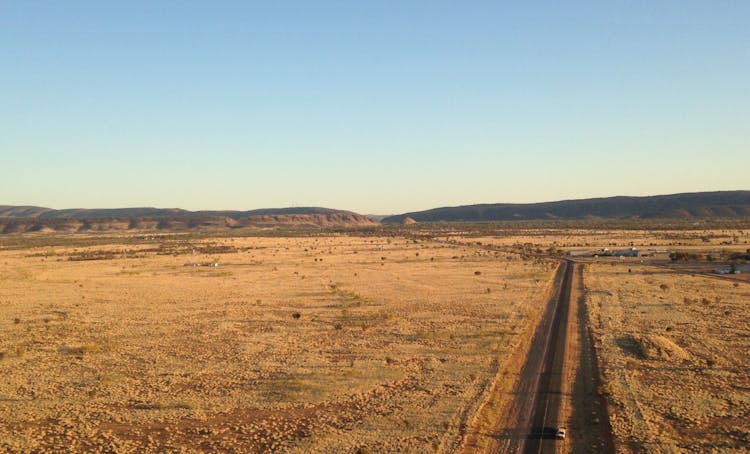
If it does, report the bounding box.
[60,344,101,356]
[669,252,700,261]
[291,312,301,319]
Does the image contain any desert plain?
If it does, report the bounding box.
[0,225,749,453]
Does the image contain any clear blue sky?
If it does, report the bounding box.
[2,1,748,214]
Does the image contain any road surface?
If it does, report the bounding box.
[519,260,572,454]
[462,260,613,453]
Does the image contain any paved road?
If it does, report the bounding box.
[484,260,613,454]
[521,261,573,454]
[497,261,570,454]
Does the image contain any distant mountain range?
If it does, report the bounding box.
[0,206,377,234]
[381,191,750,223]
[0,206,362,219]
[2,191,749,234]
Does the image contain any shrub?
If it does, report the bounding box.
[60,344,101,355]
[669,252,700,261]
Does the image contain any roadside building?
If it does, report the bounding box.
[614,248,639,257]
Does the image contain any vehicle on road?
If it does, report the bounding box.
[556,428,566,440]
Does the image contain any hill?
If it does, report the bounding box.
[0,206,361,220]
[382,191,750,223]
[0,206,377,234]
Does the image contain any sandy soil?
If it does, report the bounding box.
[0,234,551,453]
[584,262,750,452]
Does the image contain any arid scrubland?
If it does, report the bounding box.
[585,263,750,452]
[2,226,749,453]
[0,234,551,453]
[450,228,750,250]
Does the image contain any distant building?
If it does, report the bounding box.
[715,263,750,274]
[614,248,639,257]
[567,247,639,258]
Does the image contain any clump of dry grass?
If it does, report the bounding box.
[60,343,101,356]
[1,347,27,361]
[133,400,198,410]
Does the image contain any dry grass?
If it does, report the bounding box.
[0,234,551,453]
[3,227,748,453]
[585,263,750,452]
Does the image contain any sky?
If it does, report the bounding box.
[1,1,748,214]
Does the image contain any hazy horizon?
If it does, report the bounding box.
[2,2,749,213]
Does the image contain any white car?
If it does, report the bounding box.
[556,428,566,440]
